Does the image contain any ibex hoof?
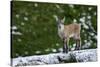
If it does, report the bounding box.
[63,50,68,53]
[75,47,81,50]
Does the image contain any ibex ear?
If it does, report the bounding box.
[53,15,58,21]
[61,17,65,23]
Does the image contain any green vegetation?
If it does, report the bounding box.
[11,1,97,58]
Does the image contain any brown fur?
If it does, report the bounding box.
[54,16,81,53]
[62,23,81,53]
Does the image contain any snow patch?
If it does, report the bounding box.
[82,42,91,49]
[15,53,19,57]
[69,4,74,8]
[25,51,29,55]
[34,3,38,7]
[94,12,97,15]
[25,12,28,16]
[82,30,85,33]
[74,50,97,62]
[17,39,22,42]
[12,26,17,30]
[84,40,87,43]
[51,49,57,52]
[88,36,91,39]
[87,20,91,26]
[58,48,63,52]
[89,40,93,44]
[73,43,76,47]
[94,35,97,39]
[12,49,97,66]
[79,17,85,23]
[88,7,92,11]
[87,15,91,19]
[21,22,25,26]
[73,19,77,23]
[15,14,20,18]
[56,43,59,46]
[35,51,41,54]
[24,17,28,21]
[81,21,89,29]
[82,12,86,16]
[12,31,22,35]
[45,48,50,52]
[55,4,60,9]
[89,33,94,36]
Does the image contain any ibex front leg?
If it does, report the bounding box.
[63,38,69,53]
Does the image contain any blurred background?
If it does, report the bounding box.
[11,1,97,58]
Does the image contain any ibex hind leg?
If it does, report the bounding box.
[63,44,66,53]
[78,39,81,50]
[75,39,81,50]
[75,40,78,50]
[66,43,69,53]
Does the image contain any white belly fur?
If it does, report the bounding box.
[58,24,64,39]
[69,34,74,38]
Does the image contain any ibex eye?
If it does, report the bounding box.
[59,26,61,28]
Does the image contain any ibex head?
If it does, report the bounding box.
[54,15,81,53]
[54,15,65,24]
[54,15,65,29]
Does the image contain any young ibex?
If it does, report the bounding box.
[54,16,81,53]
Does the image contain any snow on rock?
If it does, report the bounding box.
[72,49,97,62]
[82,42,91,49]
[12,49,97,66]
